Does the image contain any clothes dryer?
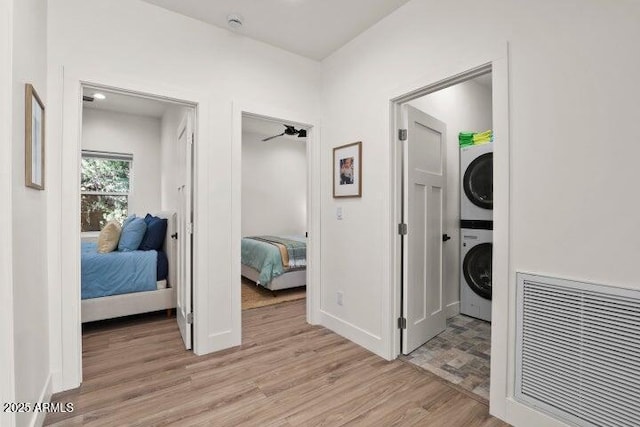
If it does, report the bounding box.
[461,142,493,221]
[460,227,492,322]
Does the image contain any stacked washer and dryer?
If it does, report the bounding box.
[460,142,493,322]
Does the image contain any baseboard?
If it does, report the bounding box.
[319,310,387,360]
[445,301,460,319]
[29,374,52,427]
[505,398,569,427]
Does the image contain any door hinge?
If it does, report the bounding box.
[398,317,407,329]
[399,129,407,141]
[187,223,193,234]
[190,133,195,144]
[398,223,407,235]
[186,312,193,324]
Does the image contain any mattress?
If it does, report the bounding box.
[241,235,306,284]
[81,242,166,300]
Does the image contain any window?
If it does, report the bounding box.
[80,151,132,232]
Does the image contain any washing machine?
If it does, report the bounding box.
[460,227,492,322]
[461,142,493,222]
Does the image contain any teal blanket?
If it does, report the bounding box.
[241,235,306,284]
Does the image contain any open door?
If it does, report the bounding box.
[176,113,193,350]
[401,104,447,354]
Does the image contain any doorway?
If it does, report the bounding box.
[394,66,498,400]
[239,115,308,311]
[231,104,321,341]
[79,86,195,350]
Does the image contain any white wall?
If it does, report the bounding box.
[159,105,188,213]
[408,79,492,317]
[242,131,307,236]
[47,0,320,391]
[320,0,640,425]
[11,0,50,424]
[82,108,162,217]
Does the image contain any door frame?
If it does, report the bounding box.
[389,53,510,418]
[231,101,321,338]
[0,0,15,425]
[56,68,203,391]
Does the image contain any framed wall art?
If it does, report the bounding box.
[25,83,45,190]
[333,141,362,198]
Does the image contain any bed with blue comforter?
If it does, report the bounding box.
[81,242,168,300]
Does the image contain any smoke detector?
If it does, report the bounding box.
[227,14,243,29]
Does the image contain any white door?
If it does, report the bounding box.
[402,104,447,354]
[176,113,193,350]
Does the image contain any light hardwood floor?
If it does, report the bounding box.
[46,300,508,426]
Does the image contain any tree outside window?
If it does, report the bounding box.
[80,152,131,232]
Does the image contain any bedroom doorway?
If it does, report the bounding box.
[78,85,196,359]
[232,103,320,342]
[240,115,309,311]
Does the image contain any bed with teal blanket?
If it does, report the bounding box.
[241,235,306,290]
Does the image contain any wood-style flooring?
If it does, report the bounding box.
[45,300,508,426]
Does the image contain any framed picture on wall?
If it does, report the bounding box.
[333,141,362,198]
[25,83,45,190]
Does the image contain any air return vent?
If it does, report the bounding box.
[516,273,640,427]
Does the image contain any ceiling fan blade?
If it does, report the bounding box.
[262,132,286,142]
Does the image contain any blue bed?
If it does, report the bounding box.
[81,241,169,300]
[80,211,177,323]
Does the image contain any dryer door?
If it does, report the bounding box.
[463,152,493,209]
[463,242,492,300]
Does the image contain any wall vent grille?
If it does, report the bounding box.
[516,273,640,427]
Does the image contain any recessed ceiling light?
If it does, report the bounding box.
[227,14,243,29]
[93,93,106,100]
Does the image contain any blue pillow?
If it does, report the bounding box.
[121,214,136,230]
[139,214,168,251]
[118,217,147,252]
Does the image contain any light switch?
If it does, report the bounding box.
[336,207,343,220]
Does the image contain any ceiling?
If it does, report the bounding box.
[243,115,307,142]
[82,88,174,119]
[140,0,411,60]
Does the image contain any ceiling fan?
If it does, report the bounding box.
[262,125,307,142]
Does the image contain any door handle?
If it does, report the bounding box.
[442,234,451,242]
[171,233,178,240]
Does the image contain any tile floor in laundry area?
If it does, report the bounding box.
[405,315,492,400]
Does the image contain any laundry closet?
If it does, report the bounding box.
[402,72,494,400]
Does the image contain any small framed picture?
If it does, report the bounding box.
[25,83,45,190]
[333,141,362,198]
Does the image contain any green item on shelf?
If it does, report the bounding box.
[459,131,475,147]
